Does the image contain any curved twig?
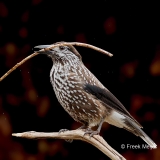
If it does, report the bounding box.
[12,130,125,160]
[0,42,113,82]
[49,42,113,57]
[0,52,39,82]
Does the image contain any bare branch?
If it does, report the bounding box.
[0,52,39,82]
[0,42,113,82]
[12,130,125,160]
[48,42,113,57]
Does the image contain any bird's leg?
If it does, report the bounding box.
[84,119,104,137]
[77,124,87,130]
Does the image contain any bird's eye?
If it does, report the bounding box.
[59,46,65,50]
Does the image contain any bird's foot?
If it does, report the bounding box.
[65,139,73,143]
[83,128,100,137]
[59,129,73,143]
[59,129,69,133]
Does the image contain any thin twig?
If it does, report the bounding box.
[0,42,113,82]
[48,42,113,57]
[0,52,39,82]
[12,130,125,160]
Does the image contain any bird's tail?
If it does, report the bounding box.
[124,118,157,149]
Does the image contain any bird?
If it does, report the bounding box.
[35,42,157,149]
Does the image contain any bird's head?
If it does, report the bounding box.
[34,42,82,64]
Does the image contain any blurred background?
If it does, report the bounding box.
[0,0,160,159]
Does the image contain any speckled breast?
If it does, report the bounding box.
[50,64,107,126]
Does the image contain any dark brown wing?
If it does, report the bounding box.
[84,84,142,128]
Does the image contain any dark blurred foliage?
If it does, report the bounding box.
[0,0,160,160]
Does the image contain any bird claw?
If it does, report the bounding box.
[77,124,87,130]
[59,129,69,133]
[83,129,100,137]
[65,139,73,143]
[59,129,73,143]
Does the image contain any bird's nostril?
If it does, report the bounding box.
[49,48,55,51]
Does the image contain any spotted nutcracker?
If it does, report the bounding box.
[35,42,156,149]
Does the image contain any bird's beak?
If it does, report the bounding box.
[34,45,52,50]
[34,45,53,54]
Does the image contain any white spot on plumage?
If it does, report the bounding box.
[67,94,71,98]
[66,90,70,94]
[66,103,69,107]
[70,91,74,94]
[97,108,102,112]
[63,96,67,100]
[91,110,96,113]
[74,96,78,99]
